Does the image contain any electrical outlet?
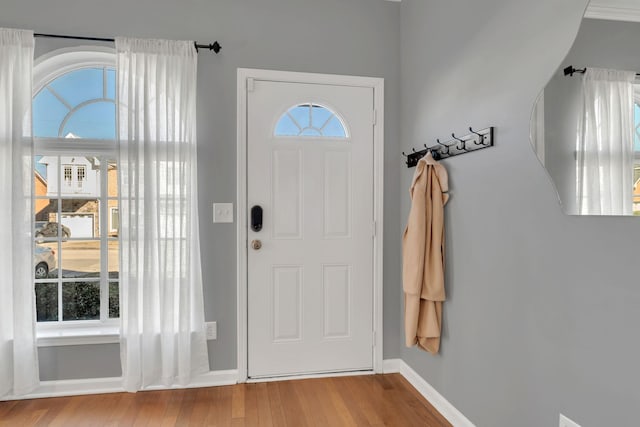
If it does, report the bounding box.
[205,321,217,340]
[560,414,581,427]
[213,203,234,223]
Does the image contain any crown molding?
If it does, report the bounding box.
[585,2,640,22]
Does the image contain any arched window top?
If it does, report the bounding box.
[33,47,116,140]
[275,104,348,139]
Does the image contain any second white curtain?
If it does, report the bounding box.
[576,68,635,215]
[117,37,209,391]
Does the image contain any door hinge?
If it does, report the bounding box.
[247,78,255,92]
[372,220,377,238]
[372,331,376,348]
[372,109,377,126]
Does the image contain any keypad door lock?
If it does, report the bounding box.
[251,205,263,232]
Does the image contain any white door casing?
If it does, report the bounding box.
[237,69,384,381]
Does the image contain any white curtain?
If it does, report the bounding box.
[116,37,209,392]
[0,28,39,398]
[576,68,635,215]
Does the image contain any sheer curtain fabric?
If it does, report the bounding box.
[0,28,39,398]
[116,37,209,392]
[576,68,635,215]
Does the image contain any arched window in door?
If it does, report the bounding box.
[274,103,348,138]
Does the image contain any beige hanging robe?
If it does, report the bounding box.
[403,152,449,354]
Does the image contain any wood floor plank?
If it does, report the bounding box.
[242,384,259,426]
[341,375,387,426]
[0,374,450,427]
[0,400,18,421]
[160,388,186,427]
[294,379,332,426]
[309,377,356,427]
[265,381,287,427]
[387,374,452,427]
[174,388,198,427]
[205,384,233,427]
[47,394,88,427]
[327,377,370,426]
[231,384,245,419]
[254,383,274,427]
[32,397,67,427]
[275,379,314,426]
[187,388,214,426]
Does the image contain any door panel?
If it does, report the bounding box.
[247,79,374,378]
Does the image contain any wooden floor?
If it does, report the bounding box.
[0,374,451,427]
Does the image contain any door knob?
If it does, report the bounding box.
[251,239,262,250]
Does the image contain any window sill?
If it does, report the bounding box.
[37,325,120,347]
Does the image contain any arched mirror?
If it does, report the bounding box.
[531,1,640,216]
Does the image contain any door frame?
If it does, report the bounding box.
[236,68,384,382]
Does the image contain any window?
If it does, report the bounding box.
[77,165,86,189]
[64,165,72,183]
[109,207,119,234]
[61,164,88,192]
[33,48,119,329]
[274,103,348,138]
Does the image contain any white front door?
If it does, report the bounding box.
[247,77,375,378]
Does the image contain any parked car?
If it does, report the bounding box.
[35,222,71,240]
[34,245,56,279]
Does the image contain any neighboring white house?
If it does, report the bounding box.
[38,156,100,198]
[38,134,103,238]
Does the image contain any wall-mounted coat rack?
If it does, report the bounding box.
[402,126,494,168]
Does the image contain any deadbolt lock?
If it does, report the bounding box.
[251,239,262,250]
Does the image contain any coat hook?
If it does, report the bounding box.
[402,151,407,157]
[451,133,466,151]
[469,127,485,145]
[436,139,450,156]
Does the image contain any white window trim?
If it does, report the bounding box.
[37,321,120,347]
[33,47,119,345]
[34,46,116,93]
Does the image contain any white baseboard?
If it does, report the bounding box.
[1,369,239,401]
[383,358,475,427]
[2,377,124,401]
[382,358,403,373]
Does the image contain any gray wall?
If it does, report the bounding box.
[1,0,401,379]
[400,1,640,426]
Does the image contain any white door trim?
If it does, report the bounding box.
[236,68,384,382]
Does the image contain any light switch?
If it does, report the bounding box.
[205,321,217,340]
[213,203,234,223]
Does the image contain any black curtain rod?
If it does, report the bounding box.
[564,65,640,77]
[33,33,221,53]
